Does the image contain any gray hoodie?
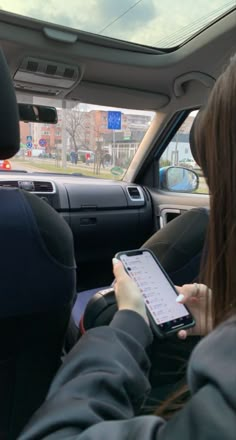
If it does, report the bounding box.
[19,310,236,440]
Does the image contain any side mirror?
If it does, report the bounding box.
[18,104,58,124]
[160,166,199,193]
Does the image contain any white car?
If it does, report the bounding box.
[178,158,200,170]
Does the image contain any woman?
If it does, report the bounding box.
[19,56,236,439]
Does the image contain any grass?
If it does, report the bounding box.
[13,159,122,180]
[13,159,209,192]
[194,176,209,194]
[194,187,209,194]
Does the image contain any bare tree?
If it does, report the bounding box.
[92,120,105,175]
[65,107,87,151]
[65,107,105,174]
[93,141,103,175]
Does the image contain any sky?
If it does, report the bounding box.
[0,0,235,48]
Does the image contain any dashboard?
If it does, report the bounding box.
[0,173,154,289]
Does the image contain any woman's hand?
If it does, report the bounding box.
[112,258,212,335]
[112,258,149,325]
[176,283,212,339]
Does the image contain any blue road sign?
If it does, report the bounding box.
[26,142,33,149]
[108,111,121,130]
[26,135,32,142]
[39,138,47,147]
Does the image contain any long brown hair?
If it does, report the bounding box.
[195,54,236,327]
[156,55,236,418]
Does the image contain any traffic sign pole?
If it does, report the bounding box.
[108,111,122,167]
[112,130,115,166]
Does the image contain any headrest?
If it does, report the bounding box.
[0,189,76,318]
[0,50,20,159]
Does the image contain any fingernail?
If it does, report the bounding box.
[179,330,187,340]
[176,294,184,303]
[112,258,119,265]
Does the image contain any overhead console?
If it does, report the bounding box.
[13,57,81,98]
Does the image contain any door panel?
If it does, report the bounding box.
[147,188,209,230]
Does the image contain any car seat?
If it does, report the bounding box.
[0,50,76,439]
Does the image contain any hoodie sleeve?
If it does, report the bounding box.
[19,310,161,440]
[150,319,236,440]
[19,314,236,440]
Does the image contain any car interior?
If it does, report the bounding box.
[0,2,235,438]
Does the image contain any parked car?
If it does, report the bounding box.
[0,159,11,170]
[178,158,196,169]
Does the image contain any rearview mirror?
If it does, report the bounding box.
[160,166,199,193]
[18,104,58,124]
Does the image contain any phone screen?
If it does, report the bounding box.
[119,250,192,332]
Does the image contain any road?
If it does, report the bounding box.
[12,160,48,173]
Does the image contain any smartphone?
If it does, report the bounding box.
[115,249,195,337]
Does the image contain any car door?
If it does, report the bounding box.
[136,110,209,233]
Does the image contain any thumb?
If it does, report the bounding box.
[112,258,128,280]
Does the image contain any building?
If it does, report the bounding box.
[19,108,153,162]
[160,115,195,165]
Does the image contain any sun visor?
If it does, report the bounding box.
[68,81,169,111]
[0,50,20,159]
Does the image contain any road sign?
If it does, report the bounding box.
[39,138,47,147]
[124,129,131,140]
[26,142,33,149]
[26,135,32,142]
[108,111,121,130]
[110,166,124,176]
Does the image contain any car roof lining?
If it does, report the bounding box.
[0,9,235,112]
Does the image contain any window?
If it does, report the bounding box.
[15,96,154,180]
[159,111,209,194]
[3,0,234,49]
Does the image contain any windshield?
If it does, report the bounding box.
[1,0,235,49]
[13,97,154,179]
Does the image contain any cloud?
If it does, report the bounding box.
[1,0,235,48]
[96,0,156,34]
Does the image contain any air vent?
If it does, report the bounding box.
[127,186,141,200]
[46,64,57,75]
[0,180,55,193]
[126,186,145,205]
[34,181,54,193]
[0,181,18,188]
[142,187,150,201]
[27,61,38,72]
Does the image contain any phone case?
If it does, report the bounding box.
[115,249,195,338]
